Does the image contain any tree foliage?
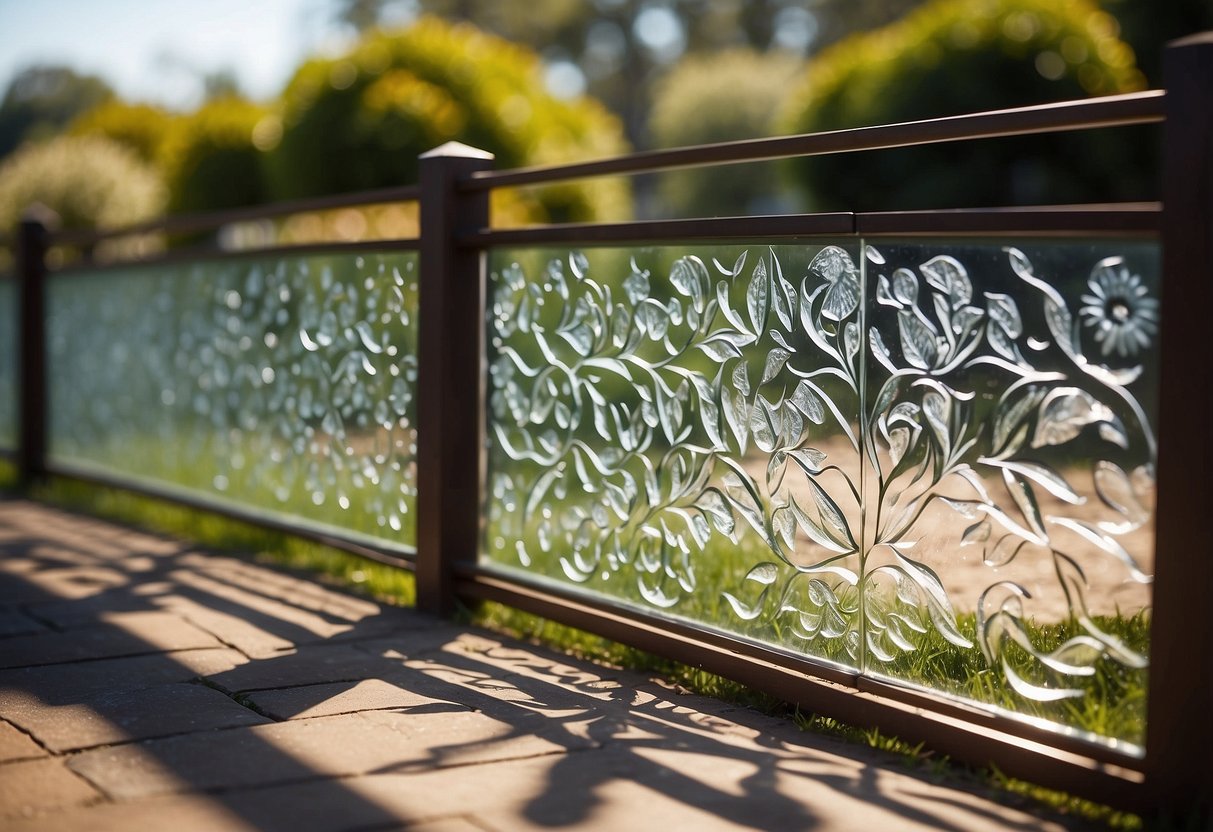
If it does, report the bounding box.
[69,96,271,214]
[68,100,176,163]
[159,97,270,213]
[264,16,630,222]
[0,134,165,231]
[780,0,1151,210]
[0,65,113,159]
[333,0,925,151]
[1102,0,1213,84]
[648,49,803,216]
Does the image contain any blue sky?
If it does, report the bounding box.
[0,0,356,108]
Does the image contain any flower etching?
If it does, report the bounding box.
[1079,258,1159,358]
[487,243,1155,720]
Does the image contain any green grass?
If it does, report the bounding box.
[29,476,416,608]
[484,503,1152,748]
[13,475,1156,829]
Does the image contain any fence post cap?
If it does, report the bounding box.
[19,202,59,230]
[1168,30,1213,49]
[420,141,495,161]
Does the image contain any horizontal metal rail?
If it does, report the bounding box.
[855,202,1161,236]
[48,238,421,276]
[46,461,417,571]
[461,213,854,247]
[457,564,1142,768]
[50,184,422,248]
[457,568,1147,812]
[463,91,1165,191]
[462,203,1160,247]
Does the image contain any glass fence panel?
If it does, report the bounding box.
[48,252,419,552]
[485,243,865,673]
[484,239,1157,752]
[858,240,1156,752]
[0,278,15,450]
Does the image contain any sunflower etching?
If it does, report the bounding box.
[1079,258,1159,358]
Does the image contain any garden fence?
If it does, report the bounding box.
[3,32,1210,818]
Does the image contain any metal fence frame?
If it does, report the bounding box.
[5,32,1210,819]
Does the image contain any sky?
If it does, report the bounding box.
[0,0,357,109]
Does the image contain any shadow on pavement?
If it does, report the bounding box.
[0,499,1071,831]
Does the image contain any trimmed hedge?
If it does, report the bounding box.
[159,97,269,213]
[265,16,631,223]
[780,0,1150,210]
[648,49,803,216]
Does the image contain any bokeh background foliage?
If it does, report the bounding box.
[265,17,631,223]
[0,0,1210,230]
[779,0,1152,210]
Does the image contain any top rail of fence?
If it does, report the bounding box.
[463,90,1165,190]
[33,90,1165,255]
[49,184,422,249]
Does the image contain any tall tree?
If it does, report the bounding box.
[0,65,113,159]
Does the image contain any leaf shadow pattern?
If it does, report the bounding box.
[0,500,1072,831]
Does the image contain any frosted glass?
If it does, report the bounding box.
[48,253,419,551]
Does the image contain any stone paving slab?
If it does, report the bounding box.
[0,720,46,764]
[69,708,594,800]
[245,678,471,721]
[0,648,250,702]
[0,607,48,637]
[0,611,223,669]
[0,757,102,821]
[3,681,271,752]
[0,499,1085,831]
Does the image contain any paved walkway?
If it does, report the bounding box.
[0,499,1080,831]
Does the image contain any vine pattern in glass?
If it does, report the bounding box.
[486,242,1155,724]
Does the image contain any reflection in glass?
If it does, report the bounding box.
[483,241,1157,750]
[48,253,419,551]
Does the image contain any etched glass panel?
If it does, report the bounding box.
[485,244,865,672]
[0,278,15,449]
[483,240,1157,751]
[48,253,419,551]
[858,241,1155,750]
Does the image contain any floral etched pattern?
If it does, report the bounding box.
[48,253,419,549]
[485,242,1157,738]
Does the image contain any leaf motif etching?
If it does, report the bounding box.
[486,244,1156,705]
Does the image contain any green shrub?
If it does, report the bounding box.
[779,0,1150,210]
[68,100,176,164]
[0,134,165,232]
[648,49,803,216]
[266,16,631,223]
[159,97,270,214]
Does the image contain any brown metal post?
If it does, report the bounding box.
[16,211,50,486]
[1147,32,1213,821]
[415,142,493,616]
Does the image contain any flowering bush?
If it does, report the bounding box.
[0,134,165,231]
